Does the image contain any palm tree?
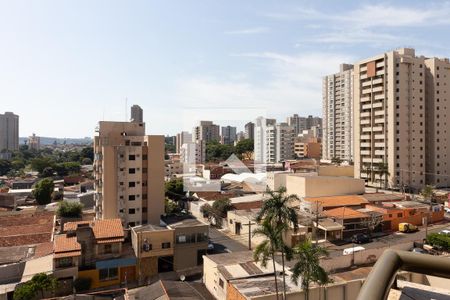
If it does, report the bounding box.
[376,162,390,189]
[256,186,299,300]
[253,220,286,300]
[291,239,331,300]
[361,163,372,186]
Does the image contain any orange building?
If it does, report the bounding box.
[366,201,444,232]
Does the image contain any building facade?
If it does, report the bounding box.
[322,64,354,162]
[193,121,220,143]
[130,105,143,123]
[93,121,165,227]
[180,140,206,165]
[221,126,237,145]
[175,131,192,154]
[244,122,255,140]
[0,112,19,152]
[28,133,40,151]
[354,48,450,190]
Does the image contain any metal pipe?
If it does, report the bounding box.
[357,249,450,300]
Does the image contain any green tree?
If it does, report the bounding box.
[212,198,233,217]
[361,163,372,185]
[0,159,12,176]
[13,282,35,300]
[80,147,94,161]
[291,239,331,300]
[31,157,54,174]
[41,167,54,178]
[253,220,286,300]
[165,198,180,215]
[235,139,254,158]
[331,157,342,165]
[421,185,434,202]
[376,162,390,189]
[206,141,235,162]
[57,201,83,218]
[256,186,299,299]
[33,178,54,205]
[165,178,184,199]
[81,157,92,165]
[13,273,57,300]
[54,163,69,176]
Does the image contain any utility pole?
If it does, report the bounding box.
[242,219,256,250]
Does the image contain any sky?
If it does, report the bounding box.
[1,0,450,138]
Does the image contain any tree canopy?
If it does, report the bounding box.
[14,273,58,300]
[57,201,83,218]
[33,178,55,205]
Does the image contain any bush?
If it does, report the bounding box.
[73,277,91,292]
[57,201,83,218]
[33,178,54,205]
[426,233,450,251]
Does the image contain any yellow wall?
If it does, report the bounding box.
[78,265,135,289]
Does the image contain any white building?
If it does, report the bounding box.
[180,140,206,165]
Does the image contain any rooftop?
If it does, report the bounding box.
[361,193,405,202]
[164,216,208,228]
[324,207,369,220]
[304,195,369,208]
[132,223,170,232]
[54,234,81,258]
[206,251,254,265]
[128,280,214,300]
[64,219,124,241]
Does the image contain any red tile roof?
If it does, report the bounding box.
[64,219,124,242]
[324,207,369,220]
[54,234,81,258]
[304,195,368,208]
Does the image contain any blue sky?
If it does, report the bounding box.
[1,0,450,137]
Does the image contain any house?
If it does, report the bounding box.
[300,195,369,214]
[54,219,137,290]
[323,207,370,238]
[128,279,214,300]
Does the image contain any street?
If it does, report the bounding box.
[208,227,249,253]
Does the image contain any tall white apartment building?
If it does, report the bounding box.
[176,131,192,154]
[180,140,206,165]
[354,48,450,190]
[254,117,295,164]
[322,64,354,162]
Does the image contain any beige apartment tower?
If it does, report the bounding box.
[354,48,450,190]
[193,121,220,143]
[323,64,354,162]
[94,121,165,227]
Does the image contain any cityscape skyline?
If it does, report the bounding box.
[2,1,450,137]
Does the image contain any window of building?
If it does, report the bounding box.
[129,195,136,201]
[99,268,118,281]
[125,140,130,146]
[129,155,135,160]
[129,168,136,174]
[104,244,112,254]
[129,208,135,214]
[120,182,124,186]
[162,242,171,249]
[397,213,403,218]
[56,257,73,268]
[142,207,147,213]
[129,182,135,187]
[129,222,135,227]
[197,232,207,242]
[176,235,186,244]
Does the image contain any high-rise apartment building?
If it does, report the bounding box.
[0,112,19,151]
[93,120,165,227]
[306,115,322,130]
[354,48,450,190]
[287,114,307,136]
[193,121,220,143]
[130,105,143,123]
[221,126,237,145]
[180,140,206,165]
[254,117,294,164]
[323,64,354,162]
[28,133,41,151]
[176,131,193,154]
[244,122,255,140]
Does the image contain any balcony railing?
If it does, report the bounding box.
[357,249,450,300]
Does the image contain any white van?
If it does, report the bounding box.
[343,246,365,256]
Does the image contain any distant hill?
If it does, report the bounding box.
[19,136,93,145]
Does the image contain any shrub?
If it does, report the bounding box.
[57,201,83,218]
[426,233,450,251]
[33,178,54,205]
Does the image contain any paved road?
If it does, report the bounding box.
[209,228,249,253]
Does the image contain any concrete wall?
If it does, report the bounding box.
[203,255,228,300]
[286,176,365,198]
[266,172,291,191]
[146,135,165,225]
[318,165,354,177]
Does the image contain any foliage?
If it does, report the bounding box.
[57,201,83,218]
[235,139,254,158]
[361,163,372,184]
[165,143,176,154]
[375,162,390,189]
[291,239,331,300]
[0,159,12,176]
[31,157,55,174]
[33,178,55,205]
[165,198,181,214]
[426,233,450,251]
[81,157,92,165]
[80,147,94,161]
[73,277,91,292]
[421,185,435,201]
[206,141,235,162]
[331,157,342,165]
[212,198,233,217]
[165,178,184,200]
[54,162,81,176]
[41,167,54,178]
[14,273,58,300]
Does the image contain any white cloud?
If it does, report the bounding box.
[175,52,354,121]
[224,27,269,35]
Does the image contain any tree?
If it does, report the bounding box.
[212,198,233,218]
[41,167,54,178]
[421,185,434,202]
[235,139,254,159]
[253,220,286,300]
[206,141,235,162]
[31,157,54,174]
[0,159,12,176]
[165,178,184,200]
[80,146,94,161]
[165,198,180,215]
[331,157,342,165]
[81,157,92,165]
[13,273,57,300]
[291,239,331,300]
[256,187,299,300]
[57,201,83,218]
[33,178,54,205]
[361,163,372,185]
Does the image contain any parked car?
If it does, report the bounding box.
[399,223,418,233]
[343,246,365,256]
[439,229,450,236]
[351,233,372,244]
[207,240,214,252]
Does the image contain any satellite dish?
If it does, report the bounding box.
[180,275,186,282]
